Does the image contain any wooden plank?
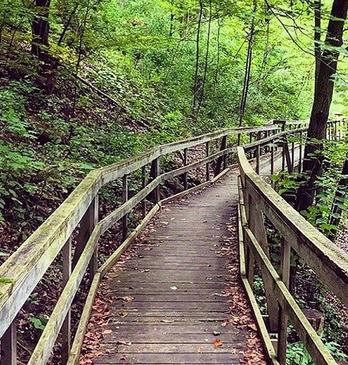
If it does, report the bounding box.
[93,353,242,364]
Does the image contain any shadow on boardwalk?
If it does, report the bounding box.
[80,172,266,364]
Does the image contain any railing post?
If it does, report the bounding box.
[277,238,291,365]
[151,157,160,203]
[61,238,72,364]
[89,196,99,276]
[206,142,210,181]
[291,140,295,170]
[73,197,98,274]
[183,148,188,190]
[271,144,274,176]
[142,166,147,218]
[256,145,260,174]
[2,322,17,365]
[214,136,227,176]
[122,175,129,241]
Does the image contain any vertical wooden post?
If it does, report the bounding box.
[277,239,291,364]
[142,166,147,218]
[2,322,17,365]
[73,197,98,273]
[256,145,260,174]
[248,197,279,332]
[89,196,99,277]
[271,144,274,176]
[61,238,72,364]
[122,175,129,241]
[249,132,253,144]
[222,135,228,170]
[291,141,295,170]
[151,157,160,203]
[183,148,188,190]
[215,136,227,176]
[206,142,210,181]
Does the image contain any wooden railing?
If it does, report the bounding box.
[0,118,345,364]
[237,119,348,365]
[0,121,291,365]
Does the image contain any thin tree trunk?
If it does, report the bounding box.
[296,0,348,211]
[196,0,212,115]
[238,0,256,135]
[314,0,321,83]
[58,3,79,46]
[32,0,51,62]
[192,0,203,116]
[214,6,221,94]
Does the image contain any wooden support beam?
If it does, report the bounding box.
[2,322,17,365]
[122,175,129,241]
[151,158,160,203]
[183,148,188,189]
[141,166,147,218]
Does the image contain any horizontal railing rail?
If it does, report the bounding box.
[0,118,344,364]
[237,118,348,365]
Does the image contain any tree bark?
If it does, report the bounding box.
[296,0,348,211]
[314,0,321,82]
[196,0,212,115]
[32,0,51,62]
[192,0,203,116]
[238,0,256,142]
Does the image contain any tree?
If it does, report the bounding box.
[296,0,348,212]
[32,0,51,62]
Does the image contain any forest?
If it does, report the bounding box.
[0,0,348,364]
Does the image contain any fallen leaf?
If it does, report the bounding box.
[213,338,223,348]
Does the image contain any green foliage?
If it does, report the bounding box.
[287,341,347,365]
[28,315,48,331]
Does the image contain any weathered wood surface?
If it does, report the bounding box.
[81,172,263,364]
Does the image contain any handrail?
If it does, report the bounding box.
[0,118,345,364]
[237,118,348,365]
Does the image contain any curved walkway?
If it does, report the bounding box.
[79,171,266,364]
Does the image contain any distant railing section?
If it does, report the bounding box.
[238,118,348,365]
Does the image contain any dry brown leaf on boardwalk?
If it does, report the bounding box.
[213,338,223,348]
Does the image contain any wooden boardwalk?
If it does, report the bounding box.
[81,170,266,364]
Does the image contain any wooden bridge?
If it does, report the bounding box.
[0,120,347,365]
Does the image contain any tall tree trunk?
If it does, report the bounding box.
[214,6,221,94]
[32,0,51,62]
[238,0,256,134]
[314,0,321,82]
[296,0,348,211]
[196,0,212,115]
[192,0,203,116]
